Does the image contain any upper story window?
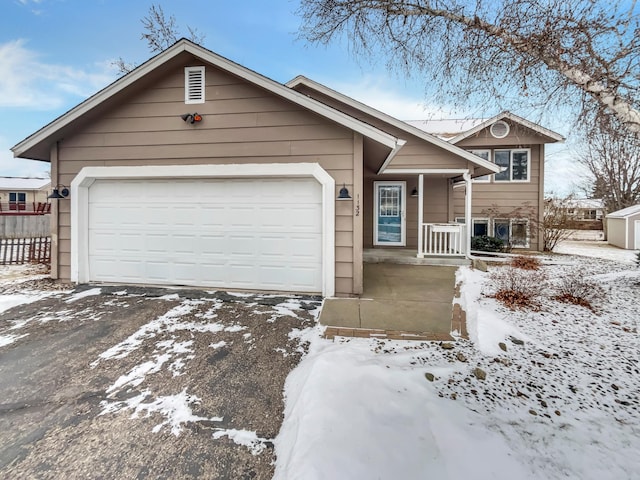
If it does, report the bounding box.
[494,149,530,182]
[469,150,491,182]
[185,66,205,104]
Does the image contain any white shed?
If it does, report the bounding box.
[606,205,640,249]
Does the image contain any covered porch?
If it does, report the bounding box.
[364,170,477,260]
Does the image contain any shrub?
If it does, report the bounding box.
[472,235,504,252]
[553,272,605,312]
[636,251,640,268]
[510,255,541,270]
[489,266,547,310]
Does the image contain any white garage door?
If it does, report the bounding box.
[87,177,323,293]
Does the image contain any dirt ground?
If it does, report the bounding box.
[0,269,321,479]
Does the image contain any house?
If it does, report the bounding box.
[406,113,564,248]
[563,198,605,222]
[606,205,640,250]
[11,39,563,297]
[0,177,51,214]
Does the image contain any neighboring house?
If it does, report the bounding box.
[564,198,605,221]
[11,39,562,297]
[606,205,640,250]
[0,177,51,214]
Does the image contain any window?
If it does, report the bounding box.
[469,150,491,182]
[493,218,529,247]
[185,66,205,104]
[454,217,466,224]
[472,218,489,237]
[490,120,510,138]
[493,219,510,243]
[9,192,26,211]
[511,220,529,248]
[494,149,530,182]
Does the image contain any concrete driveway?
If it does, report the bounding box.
[0,271,320,479]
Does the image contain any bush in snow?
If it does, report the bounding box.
[553,272,605,312]
[636,251,640,268]
[472,235,505,252]
[509,255,542,271]
[489,266,547,311]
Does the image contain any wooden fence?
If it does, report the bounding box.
[0,215,50,238]
[0,237,51,265]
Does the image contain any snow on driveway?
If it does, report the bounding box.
[275,249,640,480]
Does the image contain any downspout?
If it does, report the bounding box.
[463,171,472,258]
[417,173,424,258]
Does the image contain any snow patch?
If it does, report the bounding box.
[0,333,29,347]
[100,389,222,436]
[213,429,270,455]
[65,287,102,303]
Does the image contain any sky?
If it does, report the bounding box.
[0,0,582,195]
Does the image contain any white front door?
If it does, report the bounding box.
[635,220,640,249]
[374,181,406,246]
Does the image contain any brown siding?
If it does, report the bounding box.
[452,144,543,250]
[54,55,357,295]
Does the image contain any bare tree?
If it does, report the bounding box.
[541,197,579,252]
[579,119,640,212]
[114,4,205,75]
[297,0,640,133]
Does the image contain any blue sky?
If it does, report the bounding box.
[1,0,581,194]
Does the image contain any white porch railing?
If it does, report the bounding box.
[420,223,466,256]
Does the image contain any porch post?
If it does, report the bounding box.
[417,174,424,258]
[463,171,472,257]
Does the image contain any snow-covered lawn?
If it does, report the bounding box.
[275,249,640,480]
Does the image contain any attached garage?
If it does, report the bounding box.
[71,164,336,295]
[606,205,640,250]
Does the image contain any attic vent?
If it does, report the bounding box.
[185,66,205,104]
[490,120,510,139]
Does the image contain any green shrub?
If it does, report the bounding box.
[471,235,504,252]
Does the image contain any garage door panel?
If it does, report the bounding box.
[88,177,323,292]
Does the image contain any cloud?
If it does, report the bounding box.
[0,135,49,178]
[0,39,116,110]
[318,75,461,121]
[544,144,587,197]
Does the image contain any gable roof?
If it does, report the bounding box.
[286,76,501,175]
[13,39,403,161]
[606,205,640,219]
[430,111,565,145]
[0,177,50,190]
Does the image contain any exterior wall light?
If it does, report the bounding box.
[411,187,419,197]
[48,184,70,199]
[337,184,352,200]
[181,113,203,124]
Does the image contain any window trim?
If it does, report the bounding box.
[510,218,530,248]
[493,218,511,244]
[9,192,27,204]
[184,66,205,104]
[493,148,531,183]
[468,150,491,183]
[471,218,490,237]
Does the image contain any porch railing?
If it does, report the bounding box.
[421,223,466,256]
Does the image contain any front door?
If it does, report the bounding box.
[374,181,406,246]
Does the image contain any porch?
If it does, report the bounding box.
[320,263,467,341]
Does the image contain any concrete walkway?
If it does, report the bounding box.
[320,263,461,340]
